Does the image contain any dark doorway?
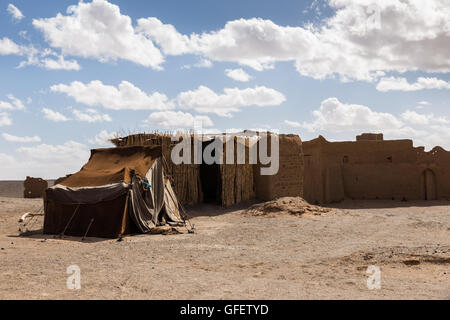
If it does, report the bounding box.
[200,141,222,204]
[422,169,437,200]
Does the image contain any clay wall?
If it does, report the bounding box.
[254,134,304,201]
[303,135,450,203]
[23,176,48,198]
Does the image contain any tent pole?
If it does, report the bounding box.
[59,204,80,238]
[118,190,130,240]
[81,218,94,241]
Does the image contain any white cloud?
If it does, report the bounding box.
[4,141,91,179]
[177,85,286,117]
[284,120,302,128]
[143,111,213,128]
[225,68,252,82]
[136,17,192,55]
[88,130,118,146]
[42,108,70,122]
[2,133,41,143]
[287,97,450,150]
[415,101,431,110]
[0,37,81,71]
[51,80,173,110]
[0,112,12,126]
[72,108,112,123]
[299,97,403,132]
[377,77,450,92]
[7,4,24,21]
[182,58,213,69]
[17,47,81,71]
[29,0,450,80]
[33,0,164,69]
[0,37,21,55]
[401,110,450,125]
[17,141,88,162]
[137,0,450,81]
[400,110,432,125]
[41,55,81,71]
[0,94,25,110]
[1,141,90,180]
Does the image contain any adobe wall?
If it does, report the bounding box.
[303,135,450,203]
[24,176,48,198]
[254,134,304,201]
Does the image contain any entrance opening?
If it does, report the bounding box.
[422,169,437,200]
[200,141,222,204]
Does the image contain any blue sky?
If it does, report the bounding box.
[0,0,449,179]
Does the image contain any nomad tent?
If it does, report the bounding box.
[43,146,184,238]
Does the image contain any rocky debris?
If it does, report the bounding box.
[244,196,331,217]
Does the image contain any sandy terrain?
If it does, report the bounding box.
[0,195,449,300]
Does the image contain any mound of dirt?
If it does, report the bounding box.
[244,197,331,216]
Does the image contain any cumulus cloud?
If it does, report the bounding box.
[0,112,12,126]
[182,58,213,69]
[51,80,173,110]
[7,4,24,21]
[40,55,81,71]
[88,130,118,145]
[31,0,450,80]
[136,0,450,81]
[285,97,450,150]
[401,110,450,125]
[225,68,252,82]
[0,37,80,70]
[376,77,450,92]
[42,108,70,122]
[17,141,88,163]
[71,108,112,123]
[0,94,25,110]
[33,0,164,69]
[400,110,432,125]
[0,37,21,55]
[2,133,41,143]
[177,85,286,117]
[143,111,213,128]
[284,120,302,128]
[5,141,91,179]
[298,97,403,132]
[1,141,90,180]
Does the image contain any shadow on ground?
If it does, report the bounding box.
[324,199,450,209]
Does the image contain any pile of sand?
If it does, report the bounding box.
[244,196,331,216]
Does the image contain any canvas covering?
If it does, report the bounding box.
[43,146,183,238]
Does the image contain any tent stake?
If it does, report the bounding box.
[81,218,94,241]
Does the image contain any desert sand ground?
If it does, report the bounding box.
[0,191,449,300]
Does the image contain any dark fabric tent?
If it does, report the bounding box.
[43,146,183,238]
